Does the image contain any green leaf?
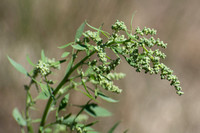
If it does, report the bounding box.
[98,93,119,103]
[66,57,73,74]
[86,22,110,38]
[58,42,74,49]
[130,11,137,34]
[7,56,27,75]
[84,103,112,117]
[62,114,88,125]
[85,127,99,133]
[72,44,87,50]
[85,121,98,127]
[61,52,70,58]
[81,79,91,95]
[12,108,26,126]
[41,50,46,62]
[76,88,98,102]
[58,94,70,112]
[75,22,86,41]
[44,128,52,133]
[36,91,50,100]
[85,66,94,76]
[26,55,36,67]
[108,121,121,133]
[50,59,66,67]
[87,131,99,133]
[36,83,50,100]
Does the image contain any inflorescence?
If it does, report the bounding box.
[80,20,183,95]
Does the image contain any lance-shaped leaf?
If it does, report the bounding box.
[86,22,110,38]
[84,103,112,117]
[58,94,70,112]
[61,52,70,58]
[108,121,121,133]
[7,56,27,75]
[72,44,87,50]
[98,92,119,103]
[84,126,99,133]
[62,114,88,125]
[75,22,86,41]
[36,83,50,100]
[12,108,26,126]
[26,55,36,67]
[58,42,74,49]
[41,50,46,62]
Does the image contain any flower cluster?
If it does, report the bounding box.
[159,63,183,95]
[79,20,183,95]
[111,20,127,32]
[35,58,60,77]
[87,58,123,93]
[107,72,126,80]
[83,30,102,44]
[74,125,87,133]
[36,60,51,76]
[110,21,183,95]
[135,27,157,36]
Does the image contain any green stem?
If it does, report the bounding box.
[26,91,34,133]
[25,78,36,133]
[38,50,96,133]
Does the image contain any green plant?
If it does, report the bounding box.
[8,19,183,133]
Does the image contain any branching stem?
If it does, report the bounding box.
[38,50,96,133]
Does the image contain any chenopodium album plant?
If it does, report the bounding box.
[8,19,184,133]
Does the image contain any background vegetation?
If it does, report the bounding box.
[1,0,199,132]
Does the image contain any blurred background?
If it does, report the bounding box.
[1,0,200,132]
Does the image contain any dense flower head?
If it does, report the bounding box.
[35,58,60,77]
[80,20,183,95]
[111,20,127,32]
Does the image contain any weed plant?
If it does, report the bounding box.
[8,19,183,133]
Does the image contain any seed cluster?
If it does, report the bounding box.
[87,58,122,93]
[35,58,60,77]
[79,20,183,95]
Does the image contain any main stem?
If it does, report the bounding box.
[25,77,36,133]
[38,50,96,133]
[25,91,34,133]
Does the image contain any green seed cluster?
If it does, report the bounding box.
[107,72,126,80]
[87,58,123,93]
[36,60,51,76]
[83,30,102,44]
[98,75,122,93]
[136,27,157,36]
[80,20,183,95]
[110,21,183,95]
[94,46,107,63]
[75,126,87,133]
[159,63,183,95]
[111,20,127,32]
[35,58,60,77]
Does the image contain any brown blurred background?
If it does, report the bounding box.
[1,0,200,132]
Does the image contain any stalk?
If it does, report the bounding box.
[25,91,34,133]
[38,50,96,133]
[25,78,36,133]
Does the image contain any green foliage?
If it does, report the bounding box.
[8,18,183,133]
[12,108,27,126]
[8,56,27,75]
[108,121,120,133]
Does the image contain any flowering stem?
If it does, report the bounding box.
[38,50,96,133]
[25,78,35,133]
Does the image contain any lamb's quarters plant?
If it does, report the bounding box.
[8,19,184,133]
